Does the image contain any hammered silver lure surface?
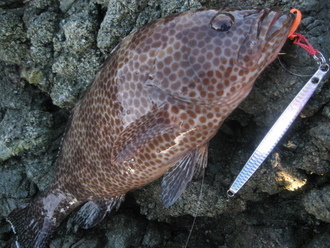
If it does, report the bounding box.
[228,59,329,196]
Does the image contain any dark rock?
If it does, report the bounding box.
[303,186,330,223]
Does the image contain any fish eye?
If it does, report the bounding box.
[210,13,234,32]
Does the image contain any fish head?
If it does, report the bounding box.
[216,8,294,69]
[148,8,294,105]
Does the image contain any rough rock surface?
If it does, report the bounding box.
[0,0,329,247]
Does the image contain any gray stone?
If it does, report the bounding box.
[303,231,330,248]
[135,179,246,221]
[303,186,330,223]
[104,213,147,248]
[0,9,30,66]
[97,0,148,54]
[230,226,296,248]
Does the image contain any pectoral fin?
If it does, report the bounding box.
[111,104,172,164]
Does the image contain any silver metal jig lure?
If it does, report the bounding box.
[228,53,329,197]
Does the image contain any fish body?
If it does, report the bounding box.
[7,8,294,248]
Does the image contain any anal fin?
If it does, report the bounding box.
[194,143,208,180]
[161,147,199,207]
[74,195,124,229]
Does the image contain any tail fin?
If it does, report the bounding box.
[7,203,57,248]
[6,190,81,248]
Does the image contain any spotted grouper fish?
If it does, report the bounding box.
[7,7,294,247]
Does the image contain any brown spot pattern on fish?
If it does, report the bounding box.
[6,8,294,248]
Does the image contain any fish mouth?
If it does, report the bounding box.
[258,8,294,41]
[236,8,295,69]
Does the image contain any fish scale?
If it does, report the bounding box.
[7,8,294,248]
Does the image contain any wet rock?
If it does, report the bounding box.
[303,231,330,248]
[0,162,37,216]
[0,8,30,66]
[25,11,58,65]
[303,186,330,223]
[50,230,105,248]
[135,179,246,221]
[229,225,296,248]
[309,119,330,150]
[27,0,55,10]
[0,62,53,163]
[141,221,171,247]
[104,213,147,248]
[97,0,147,54]
[51,0,102,108]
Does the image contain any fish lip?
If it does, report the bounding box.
[260,10,281,37]
[259,9,295,40]
[235,8,295,69]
